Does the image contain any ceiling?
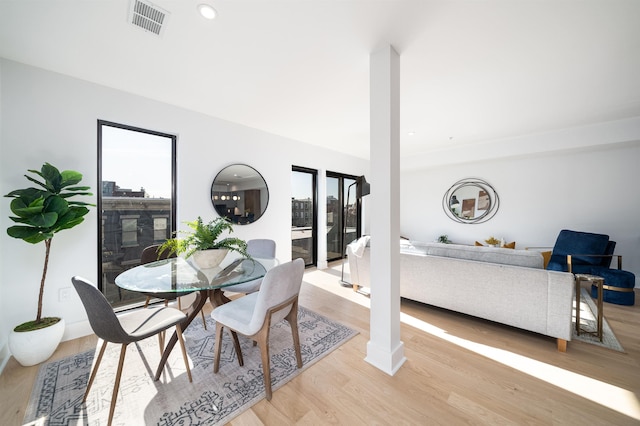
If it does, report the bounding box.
[1,0,639,166]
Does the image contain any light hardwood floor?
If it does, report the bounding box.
[2,263,639,425]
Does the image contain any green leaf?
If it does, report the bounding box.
[7,226,42,241]
[54,206,88,230]
[67,200,95,207]
[60,170,83,188]
[24,175,53,192]
[7,216,31,225]
[55,217,85,231]
[40,163,62,191]
[29,211,58,228]
[24,232,53,244]
[60,192,93,199]
[44,195,69,215]
[10,197,43,218]
[64,186,91,191]
[5,187,47,203]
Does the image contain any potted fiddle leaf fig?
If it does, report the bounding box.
[4,162,93,366]
[159,216,249,268]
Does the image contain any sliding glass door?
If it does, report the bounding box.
[291,167,317,267]
[326,172,358,262]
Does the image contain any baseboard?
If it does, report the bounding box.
[63,320,93,342]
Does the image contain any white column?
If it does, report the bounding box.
[365,44,405,375]
[317,168,328,269]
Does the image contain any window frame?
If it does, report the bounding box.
[291,166,318,267]
[97,120,177,308]
[326,171,361,263]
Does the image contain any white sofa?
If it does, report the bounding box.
[347,238,575,351]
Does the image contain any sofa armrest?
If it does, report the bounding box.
[525,247,553,269]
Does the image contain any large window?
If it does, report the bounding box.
[291,167,317,267]
[98,120,176,309]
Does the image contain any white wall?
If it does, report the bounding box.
[401,139,640,285]
[0,59,8,373]
[0,59,368,356]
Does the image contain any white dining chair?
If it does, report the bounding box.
[223,239,277,295]
[211,257,304,400]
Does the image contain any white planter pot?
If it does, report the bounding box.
[9,317,65,366]
[192,249,229,269]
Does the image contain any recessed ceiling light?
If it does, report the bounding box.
[198,4,217,19]
[407,131,415,136]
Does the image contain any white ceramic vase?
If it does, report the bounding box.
[192,248,229,269]
[9,317,65,366]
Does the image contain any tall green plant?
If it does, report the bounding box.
[159,216,249,259]
[5,163,94,330]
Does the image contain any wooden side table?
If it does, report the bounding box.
[575,274,604,341]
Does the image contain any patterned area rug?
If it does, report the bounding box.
[24,306,357,425]
[572,288,624,352]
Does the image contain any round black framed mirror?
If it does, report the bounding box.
[211,164,269,225]
[442,178,499,224]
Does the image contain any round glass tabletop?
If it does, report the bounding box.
[115,257,266,294]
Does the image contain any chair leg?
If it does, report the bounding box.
[256,327,272,400]
[83,339,108,402]
[201,310,208,330]
[286,303,303,369]
[158,332,165,356]
[175,323,192,383]
[108,343,128,426]
[229,330,244,366]
[213,324,224,373]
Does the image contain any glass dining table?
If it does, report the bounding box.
[115,256,266,380]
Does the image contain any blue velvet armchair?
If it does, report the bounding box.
[547,229,635,305]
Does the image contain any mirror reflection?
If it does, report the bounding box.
[443,178,499,224]
[211,164,269,224]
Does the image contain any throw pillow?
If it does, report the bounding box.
[476,240,515,249]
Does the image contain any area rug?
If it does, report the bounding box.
[572,288,624,352]
[24,306,358,425]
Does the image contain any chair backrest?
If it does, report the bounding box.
[247,239,276,259]
[141,244,176,265]
[547,229,610,271]
[71,276,131,343]
[249,258,304,330]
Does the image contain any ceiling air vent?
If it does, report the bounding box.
[128,0,170,36]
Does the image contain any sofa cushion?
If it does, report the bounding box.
[406,242,543,269]
[349,235,370,257]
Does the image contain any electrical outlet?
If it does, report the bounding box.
[59,287,73,302]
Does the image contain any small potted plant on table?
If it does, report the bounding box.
[159,216,249,268]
